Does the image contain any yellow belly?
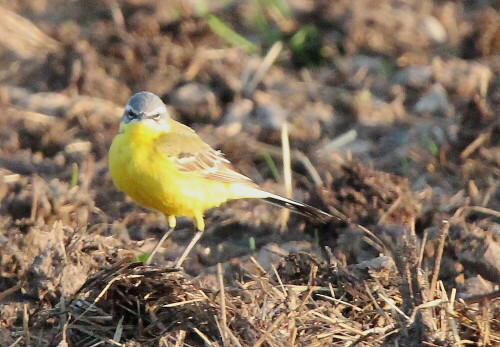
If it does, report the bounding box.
[108,124,233,219]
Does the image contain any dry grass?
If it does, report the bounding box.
[0,1,498,346]
[10,238,495,346]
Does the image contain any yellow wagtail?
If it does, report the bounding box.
[109,91,333,267]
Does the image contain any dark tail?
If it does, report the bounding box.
[261,193,335,223]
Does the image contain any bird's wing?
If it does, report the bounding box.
[155,122,255,184]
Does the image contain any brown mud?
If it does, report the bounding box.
[0,1,498,346]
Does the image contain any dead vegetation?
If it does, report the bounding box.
[0,0,499,346]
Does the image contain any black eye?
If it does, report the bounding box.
[127,110,137,119]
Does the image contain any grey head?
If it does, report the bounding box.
[121,91,169,124]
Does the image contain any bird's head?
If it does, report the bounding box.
[120,91,171,132]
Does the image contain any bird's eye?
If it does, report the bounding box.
[153,113,161,120]
[122,110,136,123]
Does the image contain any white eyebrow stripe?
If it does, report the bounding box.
[125,105,136,113]
[148,105,167,114]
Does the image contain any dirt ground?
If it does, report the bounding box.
[0,0,499,346]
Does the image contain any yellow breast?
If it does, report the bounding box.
[108,122,233,218]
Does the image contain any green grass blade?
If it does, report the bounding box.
[249,236,256,251]
[261,151,281,182]
[205,14,258,54]
[70,163,79,189]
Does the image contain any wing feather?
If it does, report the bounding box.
[155,123,254,184]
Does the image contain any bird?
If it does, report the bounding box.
[108,91,333,267]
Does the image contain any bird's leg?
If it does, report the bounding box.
[146,215,177,265]
[175,213,205,268]
[175,230,203,268]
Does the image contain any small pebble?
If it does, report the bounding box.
[413,83,450,115]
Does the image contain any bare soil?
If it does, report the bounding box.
[0,1,499,346]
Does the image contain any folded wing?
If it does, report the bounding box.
[155,122,255,185]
